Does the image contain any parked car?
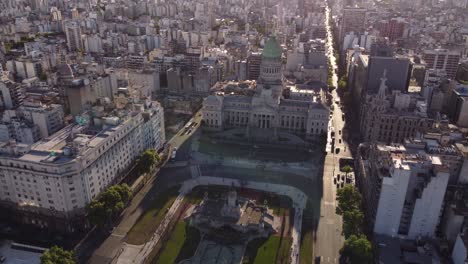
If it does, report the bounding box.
[315,256,321,264]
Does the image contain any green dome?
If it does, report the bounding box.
[262,36,282,59]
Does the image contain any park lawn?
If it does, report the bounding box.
[253,236,281,264]
[174,224,201,262]
[300,199,316,264]
[126,187,179,245]
[156,221,188,264]
[299,230,313,264]
[277,237,292,264]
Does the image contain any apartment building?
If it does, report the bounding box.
[0,100,165,232]
[356,142,450,239]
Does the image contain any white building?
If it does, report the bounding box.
[83,34,103,54]
[0,100,165,232]
[357,143,450,239]
[19,102,65,139]
[202,36,329,139]
[452,233,468,264]
[65,21,83,52]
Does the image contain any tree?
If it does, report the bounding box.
[39,72,48,81]
[136,149,160,175]
[114,183,132,204]
[342,209,363,238]
[336,185,361,215]
[41,246,76,264]
[86,184,132,227]
[341,165,353,176]
[338,78,347,90]
[340,234,372,264]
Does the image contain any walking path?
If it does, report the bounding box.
[115,175,307,264]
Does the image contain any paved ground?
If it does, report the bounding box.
[313,4,354,263]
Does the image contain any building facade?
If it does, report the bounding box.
[423,49,461,79]
[202,37,329,139]
[356,142,450,239]
[359,73,436,143]
[64,21,83,52]
[339,7,367,41]
[0,100,165,232]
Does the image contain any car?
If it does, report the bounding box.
[315,256,321,263]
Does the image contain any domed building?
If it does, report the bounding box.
[202,36,330,139]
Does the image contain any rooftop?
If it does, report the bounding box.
[262,36,282,59]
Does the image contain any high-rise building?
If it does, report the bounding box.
[339,7,367,41]
[377,18,407,42]
[423,49,461,79]
[65,21,83,52]
[247,52,262,80]
[448,86,468,128]
[0,79,23,109]
[366,55,411,93]
[356,142,450,239]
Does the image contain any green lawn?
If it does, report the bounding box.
[300,200,316,264]
[300,230,313,264]
[156,222,189,264]
[126,187,179,245]
[252,236,281,264]
[174,224,201,262]
[277,237,292,264]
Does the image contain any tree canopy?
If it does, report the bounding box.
[86,184,132,227]
[336,185,362,215]
[41,246,76,264]
[340,234,373,264]
[136,149,160,175]
[338,78,347,90]
[341,165,353,176]
[342,209,364,238]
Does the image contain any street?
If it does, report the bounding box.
[84,112,202,264]
[313,3,354,263]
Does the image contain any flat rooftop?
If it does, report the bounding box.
[0,240,42,264]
